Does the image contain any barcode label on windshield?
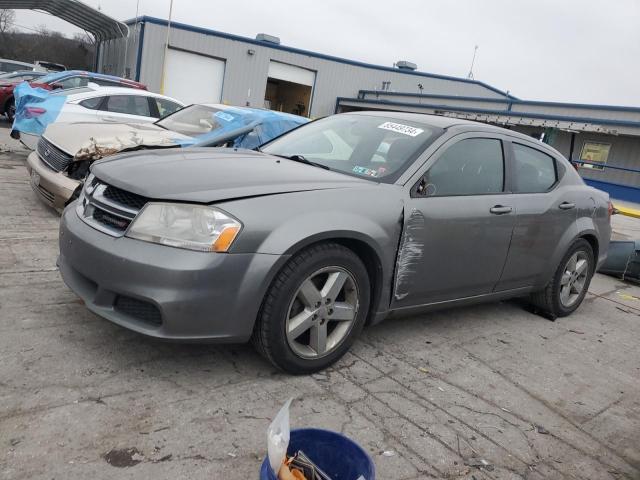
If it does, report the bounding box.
[378,122,424,137]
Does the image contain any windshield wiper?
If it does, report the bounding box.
[274,154,331,170]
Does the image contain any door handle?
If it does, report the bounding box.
[102,116,119,122]
[490,205,513,215]
[559,202,576,210]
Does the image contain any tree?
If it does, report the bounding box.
[0,9,15,34]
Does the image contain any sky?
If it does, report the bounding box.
[12,0,640,107]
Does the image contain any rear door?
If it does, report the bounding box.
[96,94,155,123]
[496,140,579,290]
[392,134,517,307]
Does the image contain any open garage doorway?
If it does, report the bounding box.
[265,61,315,117]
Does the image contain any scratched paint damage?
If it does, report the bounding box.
[394,208,426,300]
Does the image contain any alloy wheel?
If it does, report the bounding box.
[559,251,589,307]
[285,266,359,359]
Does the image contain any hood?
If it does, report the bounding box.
[91,148,371,203]
[44,122,191,160]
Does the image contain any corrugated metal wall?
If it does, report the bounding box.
[120,21,508,117]
[98,23,142,80]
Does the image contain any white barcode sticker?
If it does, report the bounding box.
[378,122,424,137]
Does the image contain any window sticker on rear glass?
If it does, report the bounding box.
[378,121,424,137]
[214,111,235,122]
[353,166,379,177]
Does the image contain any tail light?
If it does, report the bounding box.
[24,106,46,118]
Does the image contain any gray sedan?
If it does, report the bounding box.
[58,112,612,373]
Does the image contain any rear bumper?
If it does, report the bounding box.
[58,204,286,342]
[26,151,79,211]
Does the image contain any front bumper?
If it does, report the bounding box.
[26,151,79,211]
[58,205,286,342]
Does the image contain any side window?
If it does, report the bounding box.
[421,138,504,196]
[91,78,121,87]
[57,76,88,89]
[104,95,151,117]
[512,143,557,193]
[154,98,182,118]
[79,97,104,110]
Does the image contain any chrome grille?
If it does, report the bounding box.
[76,175,149,237]
[37,137,72,172]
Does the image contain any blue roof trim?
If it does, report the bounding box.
[360,90,511,104]
[336,97,640,129]
[124,16,515,99]
[358,89,640,113]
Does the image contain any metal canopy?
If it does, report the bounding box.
[0,0,128,41]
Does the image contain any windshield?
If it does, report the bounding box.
[156,104,227,137]
[261,114,443,183]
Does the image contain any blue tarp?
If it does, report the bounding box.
[179,107,308,149]
[11,82,66,136]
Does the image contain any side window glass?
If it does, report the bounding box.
[79,97,103,110]
[105,95,151,117]
[154,98,182,118]
[91,78,120,87]
[512,143,557,193]
[58,77,88,89]
[421,138,504,196]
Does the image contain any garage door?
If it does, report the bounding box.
[268,61,315,87]
[164,49,225,105]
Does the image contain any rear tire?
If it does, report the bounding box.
[252,242,370,374]
[529,239,594,320]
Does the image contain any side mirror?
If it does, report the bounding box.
[50,83,64,90]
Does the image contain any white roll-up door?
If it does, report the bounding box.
[268,61,315,87]
[164,49,225,104]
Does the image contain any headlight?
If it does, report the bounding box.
[126,203,241,252]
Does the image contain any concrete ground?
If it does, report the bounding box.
[1,121,639,480]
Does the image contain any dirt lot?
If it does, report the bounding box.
[1,122,639,480]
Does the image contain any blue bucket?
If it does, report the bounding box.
[259,428,375,480]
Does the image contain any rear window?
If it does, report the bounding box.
[512,143,557,193]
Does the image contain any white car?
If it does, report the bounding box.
[19,86,185,149]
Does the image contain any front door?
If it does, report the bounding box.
[392,135,516,307]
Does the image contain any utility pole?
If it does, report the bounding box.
[467,45,478,80]
[159,0,174,94]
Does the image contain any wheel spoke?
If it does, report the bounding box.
[575,258,588,276]
[573,277,586,295]
[321,271,348,302]
[287,310,315,339]
[297,279,322,308]
[560,284,571,305]
[561,272,572,285]
[310,323,328,354]
[331,301,355,321]
[567,254,577,273]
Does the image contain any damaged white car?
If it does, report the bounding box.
[26,104,308,210]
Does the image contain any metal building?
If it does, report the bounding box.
[97,16,513,118]
[97,16,640,202]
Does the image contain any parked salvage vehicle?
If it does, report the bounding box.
[1,70,146,120]
[27,104,307,210]
[15,85,185,149]
[58,112,612,374]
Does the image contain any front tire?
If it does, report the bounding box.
[253,243,370,374]
[530,239,594,319]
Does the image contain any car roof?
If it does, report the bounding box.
[343,110,565,156]
[63,86,184,104]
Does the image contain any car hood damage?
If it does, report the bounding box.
[45,122,190,162]
[91,148,371,203]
